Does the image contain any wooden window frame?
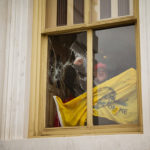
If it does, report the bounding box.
[28,0,143,137]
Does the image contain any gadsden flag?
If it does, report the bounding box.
[53,68,138,126]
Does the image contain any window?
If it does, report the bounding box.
[29,0,142,137]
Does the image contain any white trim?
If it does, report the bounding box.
[139,0,150,135]
[111,0,118,18]
[130,0,134,15]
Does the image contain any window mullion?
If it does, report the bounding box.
[45,0,57,28]
[87,29,93,127]
[84,0,91,24]
[135,0,143,129]
[41,0,46,30]
[67,0,73,26]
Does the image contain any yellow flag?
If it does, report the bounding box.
[53,68,138,126]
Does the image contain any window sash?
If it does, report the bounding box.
[28,0,142,137]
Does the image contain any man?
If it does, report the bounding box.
[94,62,108,85]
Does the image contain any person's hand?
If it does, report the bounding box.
[73,57,84,66]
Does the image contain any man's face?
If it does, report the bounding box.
[96,68,108,82]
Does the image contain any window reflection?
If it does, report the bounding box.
[118,0,130,16]
[100,0,111,19]
[93,25,138,125]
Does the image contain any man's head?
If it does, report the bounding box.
[94,62,108,84]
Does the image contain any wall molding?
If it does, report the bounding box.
[0,0,33,140]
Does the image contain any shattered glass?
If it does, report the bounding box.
[46,32,87,127]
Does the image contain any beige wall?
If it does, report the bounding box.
[0,0,8,136]
[0,0,150,149]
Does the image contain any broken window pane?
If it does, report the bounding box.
[46,32,87,127]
